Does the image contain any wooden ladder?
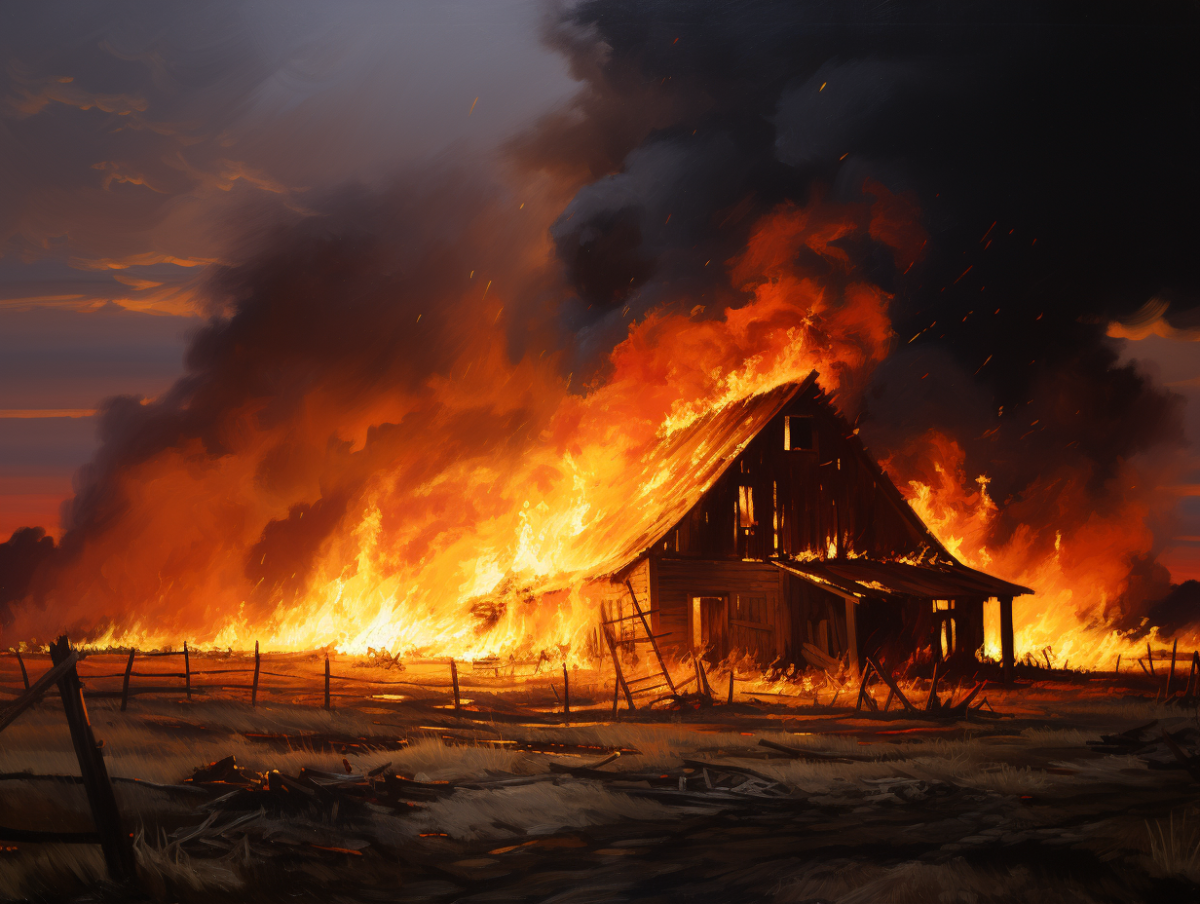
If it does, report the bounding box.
[599,580,678,712]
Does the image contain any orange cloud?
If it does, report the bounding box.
[5,68,147,118]
[1107,299,1200,341]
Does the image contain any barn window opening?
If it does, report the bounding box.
[738,486,755,528]
[772,480,779,551]
[784,415,814,451]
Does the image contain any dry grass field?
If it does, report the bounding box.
[1,653,1199,903]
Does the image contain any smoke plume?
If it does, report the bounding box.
[2,0,1198,660]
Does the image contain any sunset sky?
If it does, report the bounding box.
[1,0,579,537]
[2,1,1198,596]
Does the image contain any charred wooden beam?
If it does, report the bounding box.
[855,659,877,712]
[49,635,137,886]
[925,662,941,711]
[865,656,918,713]
[757,738,857,763]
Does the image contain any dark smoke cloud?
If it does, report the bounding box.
[520,0,1198,622]
[1,172,565,632]
[0,528,54,620]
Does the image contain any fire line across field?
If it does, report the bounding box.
[575,372,1030,692]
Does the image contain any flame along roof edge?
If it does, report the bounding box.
[603,374,815,583]
[774,556,1033,601]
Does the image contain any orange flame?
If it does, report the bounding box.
[885,430,1196,669]
[10,185,915,660]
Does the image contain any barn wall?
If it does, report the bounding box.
[653,384,940,564]
[783,574,852,663]
[654,559,786,665]
[575,559,655,666]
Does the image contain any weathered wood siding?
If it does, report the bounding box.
[654,559,786,664]
[581,559,653,660]
[784,574,851,662]
[651,382,942,563]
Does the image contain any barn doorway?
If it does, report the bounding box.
[933,599,957,660]
[691,595,728,662]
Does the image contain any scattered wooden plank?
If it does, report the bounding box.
[865,656,919,713]
[756,738,857,763]
[925,662,941,711]
[855,659,876,712]
[801,643,841,674]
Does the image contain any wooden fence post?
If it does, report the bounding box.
[1115,654,1121,676]
[727,670,735,705]
[48,635,137,886]
[324,656,331,711]
[251,641,261,707]
[1147,642,1155,676]
[119,649,135,712]
[183,641,191,700]
[451,659,460,711]
[1167,639,1178,697]
[15,651,29,690]
[562,664,570,717]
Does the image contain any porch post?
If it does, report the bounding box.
[844,596,859,676]
[1000,595,1014,683]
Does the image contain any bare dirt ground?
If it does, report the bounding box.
[2,653,1199,903]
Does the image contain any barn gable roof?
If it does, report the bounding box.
[605,371,1032,598]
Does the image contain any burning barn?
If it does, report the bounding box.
[585,372,1031,678]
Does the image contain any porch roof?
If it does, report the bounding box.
[774,557,1033,601]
